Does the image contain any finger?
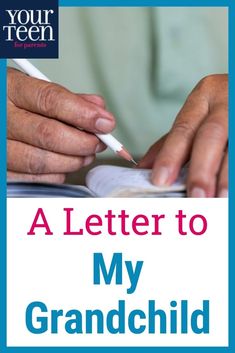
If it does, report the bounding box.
[79,94,106,108]
[187,107,228,197]
[217,149,228,197]
[138,134,168,168]
[8,68,116,134]
[151,85,209,186]
[7,140,95,174]
[8,102,106,156]
[7,171,66,184]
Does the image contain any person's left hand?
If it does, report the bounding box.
[139,74,228,197]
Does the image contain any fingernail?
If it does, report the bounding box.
[218,189,228,198]
[95,118,114,132]
[153,167,169,186]
[190,187,206,198]
[95,143,105,153]
[83,156,94,166]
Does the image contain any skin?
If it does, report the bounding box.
[7,68,116,183]
[8,69,228,197]
[139,74,228,198]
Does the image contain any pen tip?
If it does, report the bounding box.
[117,148,137,165]
[131,159,138,166]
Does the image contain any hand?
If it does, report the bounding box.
[7,68,116,183]
[139,74,228,197]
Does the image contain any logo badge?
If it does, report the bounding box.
[0,0,58,58]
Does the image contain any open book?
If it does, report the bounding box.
[7,165,187,198]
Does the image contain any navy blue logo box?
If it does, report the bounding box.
[0,0,58,58]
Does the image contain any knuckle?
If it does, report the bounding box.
[197,121,226,141]
[195,74,228,102]
[36,120,59,151]
[197,74,217,89]
[27,149,46,174]
[37,83,61,117]
[196,74,227,95]
[79,106,99,129]
[171,121,195,140]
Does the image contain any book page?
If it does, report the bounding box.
[86,165,186,197]
[7,182,95,198]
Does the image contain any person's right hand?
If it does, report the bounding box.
[7,68,116,183]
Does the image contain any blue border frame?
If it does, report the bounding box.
[1,0,233,352]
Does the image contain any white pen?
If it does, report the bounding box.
[12,58,137,165]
